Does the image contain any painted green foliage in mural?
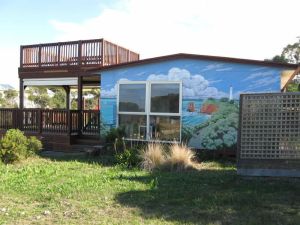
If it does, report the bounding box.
[186,98,239,150]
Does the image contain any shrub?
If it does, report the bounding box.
[115,147,140,168]
[105,127,126,153]
[0,129,43,164]
[105,127,125,144]
[140,142,165,171]
[0,129,28,164]
[27,136,43,155]
[140,142,198,172]
[167,143,196,171]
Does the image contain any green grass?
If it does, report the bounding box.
[0,156,299,225]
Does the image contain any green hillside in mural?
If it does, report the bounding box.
[185,98,239,150]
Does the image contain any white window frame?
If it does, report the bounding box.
[117,80,182,143]
[117,81,147,115]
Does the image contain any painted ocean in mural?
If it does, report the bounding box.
[182,99,210,126]
[100,58,283,149]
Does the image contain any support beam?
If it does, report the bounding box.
[78,76,83,110]
[19,78,24,109]
[63,86,70,110]
[78,76,83,135]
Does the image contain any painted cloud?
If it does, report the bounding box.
[101,67,229,99]
[147,67,228,99]
[242,70,279,91]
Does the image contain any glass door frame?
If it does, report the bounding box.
[117,80,182,142]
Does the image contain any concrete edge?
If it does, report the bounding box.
[237,168,300,178]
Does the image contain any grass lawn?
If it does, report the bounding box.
[0,155,299,225]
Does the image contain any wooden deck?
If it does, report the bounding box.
[0,109,101,150]
[20,39,139,69]
[0,108,100,135]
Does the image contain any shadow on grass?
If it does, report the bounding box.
[39,152,116,167]
[115,168,300,225]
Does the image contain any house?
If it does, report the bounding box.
[0,38,298,151]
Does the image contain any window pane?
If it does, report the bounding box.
[119,115,147,139]
[150,116,180,141]
[151,83,180,113]
[119,84,146,112]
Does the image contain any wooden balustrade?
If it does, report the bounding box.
[20,39,139,68]
[82,110,100,135]
[0,109,100,136]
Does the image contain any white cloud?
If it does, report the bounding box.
[201,63,224,72]
[208,79,223,84]
[101,85,117,98]
[102,67,228,98]
[101,78,130,98]
[147,67,228,98]
[216,67,233,72]
[243,71,275,81]
[49,0,300,61]
[247,76,279,90]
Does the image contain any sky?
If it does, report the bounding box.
[0,0,299,88]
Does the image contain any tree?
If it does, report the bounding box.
[26,87,51,108]
[272,39,300,64]
[49,87,66,109]
[26,87,100,109]
[0,89,18,108]
[83,88,100,109]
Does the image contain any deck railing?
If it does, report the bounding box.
[0,109,100,136]
[20,39,139,68]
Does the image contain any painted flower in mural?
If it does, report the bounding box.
[147,67,228,99]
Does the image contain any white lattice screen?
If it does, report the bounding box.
[240,93,300,159]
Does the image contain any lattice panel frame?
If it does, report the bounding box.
[239,93,300,159]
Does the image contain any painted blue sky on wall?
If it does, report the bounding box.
[101,58,283,100]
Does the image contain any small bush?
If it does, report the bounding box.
[0,129,28,164]
[0,129,43,164]
[105,127,125,144]
[27,136,43,155]
[167,143,196,171]
[140,142,198,172]
[105,127,126,153]
[115,147,140,168]
[140,142,165,171]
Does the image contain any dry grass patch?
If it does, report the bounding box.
[167,143,197,171]
[140,142,199,172]
[140,142,166,171]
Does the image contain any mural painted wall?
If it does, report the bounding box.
[100,58,285,150]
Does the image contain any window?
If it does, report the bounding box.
[119,114,147,139]
[119,84,146,112]
[150,116,180,141]
[117,81,182,142]
[151,83,179,113]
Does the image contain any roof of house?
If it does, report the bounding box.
[89,53,299,72]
